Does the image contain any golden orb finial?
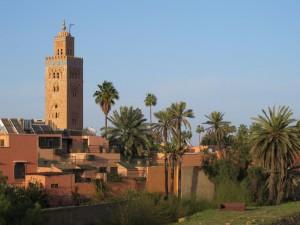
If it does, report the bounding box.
[62,20,66,31]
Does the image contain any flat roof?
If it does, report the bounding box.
[26,172,71,176]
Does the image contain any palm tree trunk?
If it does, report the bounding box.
[269,148,275,205]
[105,114,108,138]
[164,154,169,200]
[276,159,285,205]
[177,156,182,198]
[199,133,201,147]
[170,154,175,194]
[177,122,182,199]
[150,105,152,130]
[163,129,169,200]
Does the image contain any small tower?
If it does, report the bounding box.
[45,20,83,130]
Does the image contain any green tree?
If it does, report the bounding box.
[0,178,48,225]
[232,124,251,170]
[153,110,175,199]
[249,106,300,205]
[181,131,193,146]
[169,102,195,198]
[103,106,150,158]
[203,111,230,157]
[144,93,157,129]
[196,125,205,146]
[93,81,119,137]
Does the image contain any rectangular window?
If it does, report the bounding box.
[0,139,4,147]
[51,184,58,188]
[83,139,88,151]
[39,137,60,149]
[14,162,26,179]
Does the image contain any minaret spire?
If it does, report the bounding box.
[62,20,66,31]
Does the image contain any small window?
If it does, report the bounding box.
[0,139,4,147]
[55,104,58,108]
[110,167,118,174]
[51,184,59,188]
[55,112,59,118]
[53,86,59,92]
[61,49,63,55]
[99,167,107,173]
[14,162,25,179]
[73,90,77,98]
[57,49,59,55]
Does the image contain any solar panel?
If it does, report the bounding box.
[10,119,26,134]
[40,124,52,133]
[32,124,43,134]
[1,119,16,134]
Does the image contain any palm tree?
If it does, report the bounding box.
[103,106,150,158]
[93,81,119,137]
[153,110,175,199]
[249,106,300,205]
[203,111,230,156]
[169,102,195,198]
[196,125,205,146]
[144,93,157,129]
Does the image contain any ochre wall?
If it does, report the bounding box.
[182,154,203,166]
[181,166,214,200]
[146,165,214,199]
[146,166,178,195]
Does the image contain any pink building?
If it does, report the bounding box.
[0,132,38,185]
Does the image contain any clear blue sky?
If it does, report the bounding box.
[0,1,299,145]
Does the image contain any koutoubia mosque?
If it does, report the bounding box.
[45,20,83,130]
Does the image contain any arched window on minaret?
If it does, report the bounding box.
[53,84,59,92]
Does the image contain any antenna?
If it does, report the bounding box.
[69,23,75,33]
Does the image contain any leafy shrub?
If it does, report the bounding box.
[107,173,123,182]
[0,180,48,225]
[213,179,251,204]
[111,192,175,225]
[71,191,90,206]
[104,192,214,225]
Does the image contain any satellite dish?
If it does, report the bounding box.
[87,127,96,135]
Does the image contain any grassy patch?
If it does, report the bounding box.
[175,201,300,225]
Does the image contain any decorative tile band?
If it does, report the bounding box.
[45,59,83,67]
[54,37,66,41]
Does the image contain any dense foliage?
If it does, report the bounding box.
[104,192,212,225]
[249,106,300,205]
[0,174,49,225]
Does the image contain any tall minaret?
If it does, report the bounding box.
[45,20,83,130]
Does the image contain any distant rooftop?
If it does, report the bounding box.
[0,118,94,136]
